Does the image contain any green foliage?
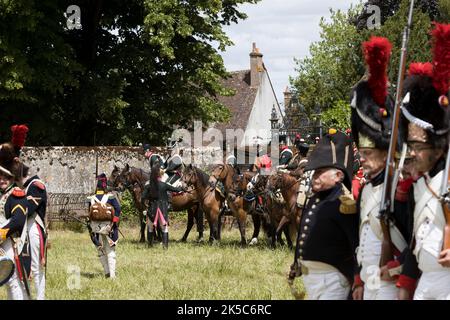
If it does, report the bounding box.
[290,7,364,116]
[0,0,259,145]
[321,100,351,131]
[439,0,450,21]
[290,0,441,127]
[119,190,140,220]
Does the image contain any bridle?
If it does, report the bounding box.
[182,167,214,202]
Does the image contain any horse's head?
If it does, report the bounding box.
[266,172,284,193]
[113,164,132,192]
[109,165,121,189]
[181,164,197,188]
[210,164,229,182]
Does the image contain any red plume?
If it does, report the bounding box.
[363,36,392,107]
[408,62,433,77]
[431,23,450,96]
[11,124,29,148]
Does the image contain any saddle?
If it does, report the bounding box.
[215,181,226,198]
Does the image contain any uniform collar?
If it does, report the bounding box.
[23,175,39,188]
[369,169,385,187]
[317,183,342,201]
[429,157,446,178]
[95,190,106,195]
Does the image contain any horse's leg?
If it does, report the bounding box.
[284,224,293,249]
[277,227,285,246]
[217,206,224,240]
[181,208,195,242]
[139,210,146,243]
[195,207,204,241]
[208,217,215,244]
[237,211,247,247]
[249,213,260,246]
[270,224,277,249]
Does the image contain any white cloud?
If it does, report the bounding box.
[221,0,362,103]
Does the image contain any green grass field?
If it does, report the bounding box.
[0,219,304,300]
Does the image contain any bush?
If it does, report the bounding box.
[119,190,140,221]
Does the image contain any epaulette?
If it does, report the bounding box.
[33,181,46,190]
[339,194,356,214]
[12,188,26,198]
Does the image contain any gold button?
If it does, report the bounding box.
[304,226,308,230]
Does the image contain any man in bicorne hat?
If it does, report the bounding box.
[292,130,359,300]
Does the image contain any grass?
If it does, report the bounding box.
[0,218,304,300]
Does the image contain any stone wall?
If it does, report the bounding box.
[20,146,228,194]
[19,145,267,194]
[21,146,148,194]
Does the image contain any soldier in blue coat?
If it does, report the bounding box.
[0,142,29,300]
[292,130,359,300]
[22,165,47,300]
[88,173,121,278]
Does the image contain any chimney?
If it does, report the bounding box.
[249,42,263,88]
[284,86,292,109]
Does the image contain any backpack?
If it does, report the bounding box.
[89,194,115,222]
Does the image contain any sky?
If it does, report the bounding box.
[221,0,361,105]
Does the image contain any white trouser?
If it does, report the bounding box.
[2,239,28,300]
[28,221,45,300]
[96,234,116,278]
[414,271,450,300]
[302,268,350,300]
[363,280,398,300]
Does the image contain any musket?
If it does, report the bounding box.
[378,0,415,267]
[288,172,311,283]
[441,141,450,250]
[12,239,31,299]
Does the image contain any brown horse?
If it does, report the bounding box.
[248,173,291,248]
[210,164,262,246]
[110,164,203,243]
[233,171,269,245]
[181,165,225,243]
[266,171,305,246]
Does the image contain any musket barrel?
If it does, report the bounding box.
[379,0,415,267]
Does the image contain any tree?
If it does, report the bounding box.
[290,7,364,117]
[321,100,351,131]
[353,0,440,29]
[290,0,437,135]
[0,0,259,145]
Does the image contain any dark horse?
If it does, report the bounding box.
[110,164,204,243]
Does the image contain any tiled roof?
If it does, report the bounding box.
[214,70,258,136]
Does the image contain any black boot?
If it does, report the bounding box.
[147,229,154,246]
[162,232,169,250]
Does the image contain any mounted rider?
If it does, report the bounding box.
[282,135,309,173]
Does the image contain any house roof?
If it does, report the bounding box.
[213,70,258,137]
